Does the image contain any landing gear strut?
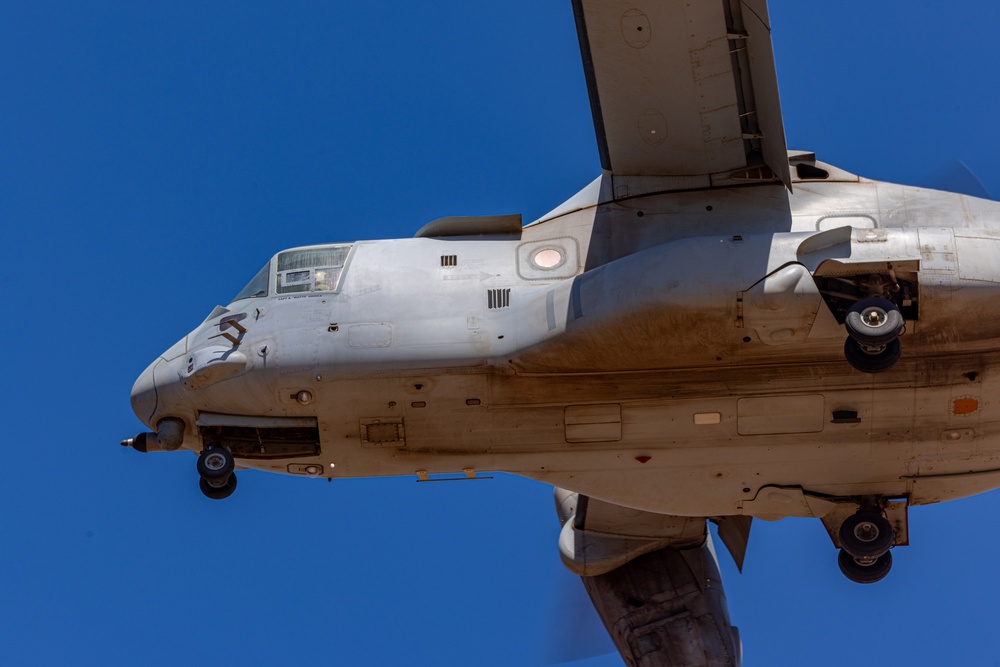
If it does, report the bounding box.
[197,447,237,500]
[837,510,895,584]
[844,297,904,373]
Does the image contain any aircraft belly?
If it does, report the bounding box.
[247,350,1000,519]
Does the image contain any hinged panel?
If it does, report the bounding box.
[737,395,824,435]
[566,404,622,443]
[360,418,405,448]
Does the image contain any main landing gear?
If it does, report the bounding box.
[837,510,895,584]
[844,297,904,373]
[197,447,237,500]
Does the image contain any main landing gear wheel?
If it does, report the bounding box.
[839,511,895,559]
[844,337,901,373]
[844,297,904,373]
[838,548,892,584]
[845,297,904,345]
[197,448,237,500]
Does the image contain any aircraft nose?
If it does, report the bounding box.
[130,358,161,427]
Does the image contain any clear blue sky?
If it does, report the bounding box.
[3,2,1000,665]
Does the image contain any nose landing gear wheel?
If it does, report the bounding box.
[200,473,238,500]
[197,448,235,479]
[839,511,895,558]
[838,548,892,584]
[197,448,237,499]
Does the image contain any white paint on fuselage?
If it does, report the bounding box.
[137,164,1000,519]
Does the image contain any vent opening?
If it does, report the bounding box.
[487,288,511,309]
[796,163,830,180]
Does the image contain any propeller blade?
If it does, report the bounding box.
[539,565,616,665]
[922,159,992,199]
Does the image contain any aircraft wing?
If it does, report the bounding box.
[574,0,790,191]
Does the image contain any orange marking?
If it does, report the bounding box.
[953,398,979,415]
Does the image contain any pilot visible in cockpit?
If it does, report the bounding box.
[314,270,334,291]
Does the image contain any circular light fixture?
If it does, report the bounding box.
[530,247,565,270]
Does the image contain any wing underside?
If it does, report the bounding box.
[574,0,789,193]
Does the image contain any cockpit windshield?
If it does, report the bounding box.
[276,245,352,294]
[232,263,270,301]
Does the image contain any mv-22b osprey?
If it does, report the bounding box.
[124,1,1000,664]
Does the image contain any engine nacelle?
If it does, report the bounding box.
[555,489,742,666]
[555,488,706,576]
[582,540,742,667]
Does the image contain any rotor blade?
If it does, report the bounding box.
[923,159,992,199]
[539,565,616,665]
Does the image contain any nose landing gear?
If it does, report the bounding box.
[844,297,904,373]
[837,510,895,584]
[839,510,895,557]
[197,447,237,500]
[838,549,893,584]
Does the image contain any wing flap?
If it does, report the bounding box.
[742,0,789,187]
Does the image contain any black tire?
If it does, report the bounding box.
[838,548,892,584]
[845,337,901,373]
[845,297,904,345]
[200,472,237,500]
[197,448,235,480]
[839,511,895,558]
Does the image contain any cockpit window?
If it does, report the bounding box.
[277,245,352,294]
[232,263,270,301]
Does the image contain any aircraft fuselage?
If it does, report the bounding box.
[130,163,1000,521]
